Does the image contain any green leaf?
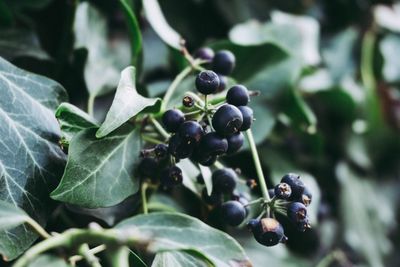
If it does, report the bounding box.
[74,2,121,97]
[198,165,212,196]
[0,57,67,260]
[0,29,50,61]
[116,212,251,267]
[27,254,71,267]
[148,193,184,213]
[142,0,182,50]
[176,159,201,196]
[119,0,142,65]
[55,103,98,143]
[96,67,160,138]
[152,251,209,267]
[336,163,394,267]
[51,126,141,208]
[0,200,28,231]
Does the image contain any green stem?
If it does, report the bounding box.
[161,59,206,111]
[316,250,349,267]
[141,183,149,214]
[88,94,95,117]
[214,161,224,169]
[70,245,106,265]
[78,244,102,267]
[109,247,130,267]
[141,135,163,145]
[25,217,51,239]
[149,116,170,139]
[245,129,270,201]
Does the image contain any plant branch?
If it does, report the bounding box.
[141,182,149,214]
[87,94,95,117]
[78,243,102,267]
[245,129,270,201]
[25,217,51,239]
[149,116,170,139]
[109,247,130,267]
[69,245,106,265]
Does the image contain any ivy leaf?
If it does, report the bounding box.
[198,165,212,196]
[152,251,208,267]
[51,126,141,208]
[27,254,71,267]
[74,2,121,97]
[0,57,67,260]
[116,212,251,267]
[55,103,98,143]
[96,67,161,138]
[0,200,28,231]
[142,0,182,50]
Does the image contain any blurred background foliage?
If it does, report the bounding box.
[1,0,400,266]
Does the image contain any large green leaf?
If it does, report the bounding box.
[116,212,251,267]
[96,67,160,138]
[74,2,121,97]
[55,103,98,143]
[51,126,141,208]
[0,57,67,260]
[142,0,182,50]
[152,251,208,267]
[0,200,28,231]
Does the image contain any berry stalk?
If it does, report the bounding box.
[245,129,270,201]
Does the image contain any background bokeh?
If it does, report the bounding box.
[1,0,400,266]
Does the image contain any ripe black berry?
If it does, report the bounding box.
[217,75,227,92]
[195,70,220,95]
[182,95,195,107]
[154,144,168,159]
[226,132,244,154]
[212,168,237,194]
[287,202,310,231]
[199,132,228,156]
[238,106,253,131]
[202,188,222,205]
[248,218,286,247]
[299,187,312,206]
[212,50,235,75]
[226,85,249,106]
[168,134,194,159]
[220,201,246,226]
[162,109,185,133]
[138,157,157,178]
[160,165,183,186]
[194,47,214,61]
[281,173,305,200]
[179,121,204,143]
[274,183,292,199]
[192,149,218,166]
[212,104,243,136]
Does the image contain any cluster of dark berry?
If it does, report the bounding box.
[138,48,255,188]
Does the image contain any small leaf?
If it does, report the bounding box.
[74,2,121,97]
[55,103,98,143]
[96,67,160,138]
[116,212,251,267]
[51,126,141,208]
[27,254,71,267]
[152,251,208,267]
[0,57,67,260]
[142,0,182,50]
[0,200,28,231]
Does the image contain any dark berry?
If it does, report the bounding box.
[268,189,275,198]
[281,173,305,200]
[192,149,218,166]
[179,121,204,144]
[217,75,228,92]
[287,202,310,231]
[212,50,236,75]
[160,165,183,186]
[238,106,253,131]
[226,132,244,154]
[202,188,222,205]
[220,201,246,226]
[194,47,214,61]
[248,218,286,246]
[299,187,312,206]
[199,132,228,156]
[226,85,249,106]
[212,168,237,194]
[195,70,220,95]
[274,183,292,199]
[154,144,168,158]
[212,104,243,136]
[162,109,185,133]
[138,157,157,178]
[182,95,195,107]
[168,134,194,159]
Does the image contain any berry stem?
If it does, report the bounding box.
[149,116,170,139]
[109,247,130,267]
[25,217,51,239]
[87,94,95,117]
[214,160,224,169]
[141,183,149,214]
[141,135,163,145]
[245,129,270,201]
[160,59,207,111]
[77,243,102,267]
[69,245,106,265]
